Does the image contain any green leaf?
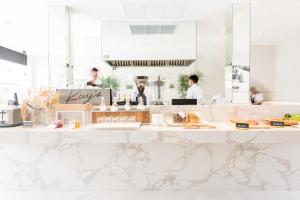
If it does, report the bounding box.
[101,76,121,91]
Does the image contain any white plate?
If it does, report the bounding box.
[92,122,141,130]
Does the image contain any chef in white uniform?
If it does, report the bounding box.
[131,76,153,105]
[186,75,204,105]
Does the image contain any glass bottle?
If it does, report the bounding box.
[99,97,107,111]
[110,97,118,111]
[124,98,131,111]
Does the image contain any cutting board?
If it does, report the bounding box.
[264,118,298,126]
[166,120,217,129]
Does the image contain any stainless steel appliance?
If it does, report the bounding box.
[0,106,23,127]
[150,76,165,105]
[133,76,149,105]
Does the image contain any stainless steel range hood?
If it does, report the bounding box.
[106,59,195,67]
[101,21,197,68]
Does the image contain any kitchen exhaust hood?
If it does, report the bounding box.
[101,21,197,68]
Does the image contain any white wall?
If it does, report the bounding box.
[274,38,300,102]
[251,45,276,100]
[70,12,111,82]
[250,40,300,102]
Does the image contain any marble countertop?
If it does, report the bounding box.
[0,123,300,144]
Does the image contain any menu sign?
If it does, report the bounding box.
[236,122,250,129]
[271,121,285,127]
[57,89,112,105]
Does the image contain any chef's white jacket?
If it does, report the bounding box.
[186,84,204,105]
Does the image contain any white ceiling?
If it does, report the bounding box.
[1,0,300,55]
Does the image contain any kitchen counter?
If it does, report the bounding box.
[2,103,300,199]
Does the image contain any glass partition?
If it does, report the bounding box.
[225,3,251,104]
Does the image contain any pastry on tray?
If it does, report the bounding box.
[173,112,186,123]
[185,112,201,123]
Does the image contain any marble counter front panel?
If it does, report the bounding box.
[0,126,300,194]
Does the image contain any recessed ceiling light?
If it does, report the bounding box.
[257,31,263,35]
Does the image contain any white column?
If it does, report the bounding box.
[48,5,71,88]
[225,3,251,104]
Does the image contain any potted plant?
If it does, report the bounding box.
[101,76,121,91]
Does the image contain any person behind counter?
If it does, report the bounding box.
[131,77,153,105]
[186,75,204,105]
[86,67,102,88]
[250,86,264,105]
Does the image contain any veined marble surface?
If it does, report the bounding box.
[1,191,300,200]
[1,124,300,144]
[0,125,300,194]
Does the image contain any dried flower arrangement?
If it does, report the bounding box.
[21,87,60,126]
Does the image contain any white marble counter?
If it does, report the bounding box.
[0,125,300,192]
[1,124,300,144]
[1,104,300,199]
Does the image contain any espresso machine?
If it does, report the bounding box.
[134,76,149,105]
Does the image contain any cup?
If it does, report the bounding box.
[152,114,164,126]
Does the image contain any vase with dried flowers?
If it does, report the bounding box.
[21,88,60,126]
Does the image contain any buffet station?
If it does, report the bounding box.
[0,88,300,195]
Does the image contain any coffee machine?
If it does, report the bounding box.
[133,76,149,105]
